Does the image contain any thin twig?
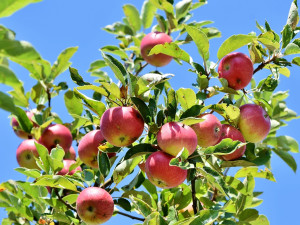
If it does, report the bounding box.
[253,55,277,75]
[46,87,51,109]
[116,211,145,221]
[54,189,77,212]
[100,177,114,189]
[136,62,148,76]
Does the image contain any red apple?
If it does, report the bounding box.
[157,122,198,156]
[39,124,72,152]
[76,187,114,224]
[78,130,116,169]
[11,111,36,139]
[138,161,146,172]
[140,32,173,67]
[191,114,222,147]
[57,159,82,175]
[238,104,271,143]
[64,146,76,160]
[218,124,246,161]
[100,106,144,147]
[16,139,40,170]
[218,52,253,90]
[145,151,187,189]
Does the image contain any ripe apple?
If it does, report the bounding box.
[145,151,187,189]
[140,32,173,67]
[78,130,116,169]
[218,52,253,90]
[76,187,114,224]
[11,111,36,139]
[57,159,82,175]
[238,104,271,143]
[218,124,246,161]
[191,114,222,147]
[39,124,73,152]
[157,122,198,156]
[64,146,76,160]
[100,106,144,147]
[16,139,40,170]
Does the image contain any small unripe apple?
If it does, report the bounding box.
[145,151,187,189]
[64,146,76,160]
[39,124,73,152]
[76,187,114,224]
[16,139,40,170]
[191,114,222,147]
[140,32,173,67]
[100,106,144,147]
[157,122,198,156]
[238,104,271,143]
[11,111,37,139]
[218,124,246,161]
[218,52,253,90]
[57,159,82,175]
[78,130,116,169]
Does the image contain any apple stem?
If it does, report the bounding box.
[116,211,145,221]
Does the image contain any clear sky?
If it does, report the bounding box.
[0,0,300,224]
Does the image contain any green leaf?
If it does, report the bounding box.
[217,35,256,59]
[284,42,300,55]
[74,89,106,117]
[83,169,95,187]
[141,0,157,29]
[129,195,154,218]
[88,60,107,72]
[15,107,33,133]
[180,105,203,119]
[113,157,142,184]
[179,117,204,126]
[224,176,248,195]
[175,0,192,20]
[0,64,22,89]
[249,215,270,225]
[272,148,297,172]
[101,45,128,59]
[35,142,50,173]
[176,88,196,110]
[0,91,17,114]
[185,25,209,61]
[221,160,256,168]
[235,167,276,182]
[123,190,153,207]
[204,138,245,155]
[62,194,78,205]
[122,171,145,191]
[98,152,110,178]
[173,210,219,225]
[287,0,299,30]
[282,24,293,49]
[69,67,91,86]
[103,22,134,36]
[0,0,42,18]
[149,42,191,63]
[51,46,78,80]
[123,4,141,32]
[49,147,65,173]
[124,143,156,160]
[143,179,158,203]
[239,209,259,222]
[0,40,41,62]
[209,103,240,126]
[101,51,127,85]
[292,56,300,66]
[14,168,41,179]
[64,90,83,117]
[76,84,108,96]
[31,82,47,105]
[34,175,78,192]
[264,136,299,153]
[144,212,168,225]
[131,97,152,124]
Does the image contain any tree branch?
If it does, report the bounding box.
[136,62,148,76]
[191,178,198,214]
[54,189,76,212]
[116,211,145,221]
[46,87,51,109]
[253,55,277,75]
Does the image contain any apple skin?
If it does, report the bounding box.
[100,106,144,147]
[64,146,76,160]
[191,114,222,147]
[57,159,82,175]
[157,122,198,156]
[218,124,246,161]
[145,151,187,189]
[76,187,114,225]
[238,104,271,143]
[39,124,73,152]
[16,139,40,170]
[11,111,36,139]
[218,52,253,90]
[138,161,146,172]
[140,32,173,67]
[78,130,116,169]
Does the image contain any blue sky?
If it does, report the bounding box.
[0,0,300,224]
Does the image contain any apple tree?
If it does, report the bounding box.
[0,0,299,224]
